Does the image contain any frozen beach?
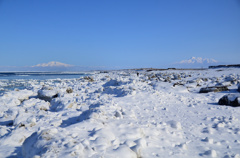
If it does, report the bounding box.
[0,68,240,158]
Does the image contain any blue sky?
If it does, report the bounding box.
[0,0,239,69]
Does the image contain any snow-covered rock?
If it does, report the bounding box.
[37,86,59,102]
[218,94,240,107]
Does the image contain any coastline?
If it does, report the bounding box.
[0,68,240,157]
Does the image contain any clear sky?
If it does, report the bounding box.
[0,0,239,69]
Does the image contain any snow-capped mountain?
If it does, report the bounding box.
[32,61,73,67]
[0,61,109,72]
[28,61,74,71]
[173,57,220,68]
[179,57,218,64]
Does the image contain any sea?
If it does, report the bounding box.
[0,72,89,95]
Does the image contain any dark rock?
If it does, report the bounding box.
[164,79,171,83]
[238,85,240,92]
[52,93,59,98]
[218,95,229,105]
[218,94,240,107]
[197,84,201,87]
[149,75,157,81]
[202,78,208,82]
[146,69,153,72]
[199,86,229,93]
[84,76,94,82]
[173,82,184,87]
[164,77,171,83]
[100,71,108,73]
[66,88,73,93]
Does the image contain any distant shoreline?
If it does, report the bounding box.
[209,64,240,69]
[0,72,89,76]
[1,64,239,74]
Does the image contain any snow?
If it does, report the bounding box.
[0,68,240,157]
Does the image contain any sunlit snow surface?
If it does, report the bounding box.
[0,69,240,158]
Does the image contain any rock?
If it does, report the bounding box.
[66,88,73,94]
[164,77,171,83]
[202,78,208,82]
[37,87,58,102]
[218,94,240,107]
[84,76,94,82]
[173,74,181,80]
[199,86,229,93]
[238,85,240,92]
[100,71,108,73]
[114,111,123,118]
[173,82,184,87]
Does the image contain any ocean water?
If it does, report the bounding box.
[0,72,88,80]
[0,72,89,95]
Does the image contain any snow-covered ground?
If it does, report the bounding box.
[0,68,240,158]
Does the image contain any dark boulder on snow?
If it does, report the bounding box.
[173,82,185,87]
[238,85,240,93]
[66,88,73,94]
[218,94,240,107]
[84,76,94,82]
[199,86,229,93]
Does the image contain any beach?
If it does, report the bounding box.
[0,68,240,157]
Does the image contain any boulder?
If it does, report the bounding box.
[84,76,94,82]
[199,86,229,93]
[218,94,240,107]
[37,86,58,102]
[66,88,73,94]
[238,85,240,93]
[173,82,185,87]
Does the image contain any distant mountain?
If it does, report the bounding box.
[32,61,73,67]
[173,57,220,68]
[0,61,110,72]
[179,57,218,64]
